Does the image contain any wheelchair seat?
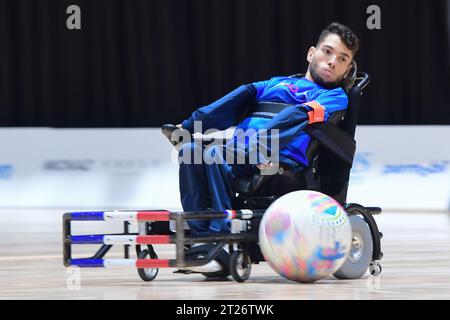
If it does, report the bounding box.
[233,63,370,209]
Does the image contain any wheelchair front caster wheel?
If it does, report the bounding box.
[369,262,382,277]
[230,250,252,282]
[137,249,159,281]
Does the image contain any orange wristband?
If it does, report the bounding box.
[304,101,325,124]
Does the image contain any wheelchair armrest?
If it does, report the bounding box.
[306,121,356,166]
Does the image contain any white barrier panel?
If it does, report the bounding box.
[347,126,450,211]
[0,128,180,209]
[0,126,449,210]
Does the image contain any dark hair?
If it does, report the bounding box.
[316,22,360,57]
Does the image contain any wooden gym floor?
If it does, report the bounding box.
[1,209,450,300]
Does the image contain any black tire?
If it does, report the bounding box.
[185,244,230,278]
[230,250,252,282]
[137,248,159,282]
[334,215,373,279]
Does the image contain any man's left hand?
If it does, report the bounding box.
[257,162,273,170]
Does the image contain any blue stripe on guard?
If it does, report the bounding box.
[70,212,105,221]
[70,235,104,244]
[70,259,105,268]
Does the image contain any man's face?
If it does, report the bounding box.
[306,33,354,88]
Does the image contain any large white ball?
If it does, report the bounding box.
[258,190,352,283]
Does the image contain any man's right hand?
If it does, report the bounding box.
[161,123,191,149]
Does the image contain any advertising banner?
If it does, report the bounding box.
[1,126,449,211]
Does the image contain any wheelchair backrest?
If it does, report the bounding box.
[306,71,370,204]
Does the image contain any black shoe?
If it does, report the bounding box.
[180,244,231,278]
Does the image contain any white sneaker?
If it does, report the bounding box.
[182,259,223,273]
[177,243,227,274]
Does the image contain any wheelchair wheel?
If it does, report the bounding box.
[185,244,230,279]
[137,247,159,282]
[334,215,373,279]
[230,250,252,282]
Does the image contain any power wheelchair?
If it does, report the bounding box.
[62,63,383,283]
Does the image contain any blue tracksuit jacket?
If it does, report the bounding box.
[181,76,348,169]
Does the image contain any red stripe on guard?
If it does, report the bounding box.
[137,211,170,221]
[136,259,170,268]
[136,235,171,244]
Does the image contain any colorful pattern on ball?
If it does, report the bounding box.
[264,208,291,244]
[307,192,344,219]
[259,190,352,283]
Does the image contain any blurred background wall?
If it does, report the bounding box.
[0,0,449,210]
[0,0,449,127]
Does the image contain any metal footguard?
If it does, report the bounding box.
[63,209,264,269]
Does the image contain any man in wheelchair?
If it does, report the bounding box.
[60,23,383,281]
[171,22,359,234]
[161,22,385,277]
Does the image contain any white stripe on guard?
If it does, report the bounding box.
[103,259,137,268]
[104,235,137,245]
[104,211,138,221]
